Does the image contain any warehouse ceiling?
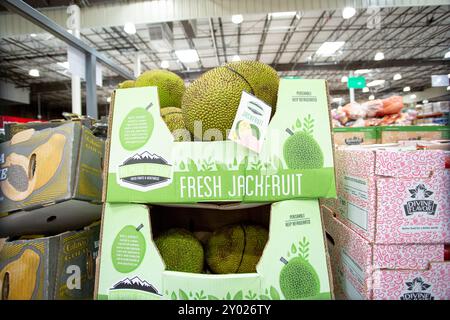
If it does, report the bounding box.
[0,3,449,117]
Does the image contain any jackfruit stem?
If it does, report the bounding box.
[286,128,294,136]
[145,103,153,111]
[280,257,288,265]
[136,224,144,232]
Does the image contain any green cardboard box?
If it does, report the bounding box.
[0,223,100,300]
[0,122,104,237]
[380,125,450,144]
[96,200,333,300]
[104,79,336,204]
[333,127,380,146]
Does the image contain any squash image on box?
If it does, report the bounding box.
[96,200,333,300]
[105,79,336,204]
[0,224,100,300]
[0,122,104,238]
[0,248,40,300]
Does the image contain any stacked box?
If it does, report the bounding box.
[0,122,105,237]
[380,125,450,144]
[322,206,450,300]
[333,145,450,243]
[0,223,100,300]
[333,127,380,146]
[322,144,450,300]
[96,79,337,300]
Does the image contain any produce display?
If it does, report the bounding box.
[331,95,417,127]
[181,61,279,140]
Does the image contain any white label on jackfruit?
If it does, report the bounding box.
[343,175,369,201]
[228,91,272,153]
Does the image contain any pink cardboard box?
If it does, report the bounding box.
[334,146,450,244]
[322,205,450,300]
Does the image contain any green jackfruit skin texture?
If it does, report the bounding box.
[279,257,320,299]
[155,228,204,273]
[160,107,191,141]
[135,70,185,109]
[283,132,324,169]
[206,224,268,274]
[182,61,279,140]
[117,80,135,89]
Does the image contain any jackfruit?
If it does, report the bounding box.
[181,61,279,140]
[205,224,268,274]
[160,107,191,141]
[283,131,324,169]
[117,80,135,89]
[279,256,320,299]
[135,70,185,109]
[155,228,204,273]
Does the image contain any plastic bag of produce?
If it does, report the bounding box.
[342,102,367,120]
[376,96,403,116]
[362,99,384,118]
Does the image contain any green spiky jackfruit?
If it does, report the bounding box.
[279,257,320,299]
[135,70,185,108]
[206,224,268,274]
[283,131,324,169]
[160,107,191,141]
[155,228,204,273]
[181,61,279,140]
[117,80,135,89]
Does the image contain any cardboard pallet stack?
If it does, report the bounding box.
[95,79,338,300]
[321,142,450,300]
[0,121,104,299]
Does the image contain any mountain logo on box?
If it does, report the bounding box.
[344,136,363,145]
[111,276,161,295]
[117,151,172,190]
[400,277,434,300]
[403,184,437,217]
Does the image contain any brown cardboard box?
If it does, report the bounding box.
[0,122,104,237]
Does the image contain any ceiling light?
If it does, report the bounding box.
[393,73,402,81]
[367,79,385,87]
[374,52,385,61]
[270,12,297,19]
[30,33,37,37]
[422,100,429,104]
[354,69,371,75]
[231,14,244,24]
[107,97,111,103]
[332,97,343,103]
[57,61,70,69]
[175,49,200,63]
[160,60,170,69]
[410,94,417,100]
[403,86,411,92]
[341,76,348,83]
[232,55,241,62]
[124,22,136,35]
[447,86,450,91]
[28,69,40,77]
[342,7,356,19]
[362,87,370,93]
[316,41,345,57]
[444,51,450,59]
[369,95,375,100]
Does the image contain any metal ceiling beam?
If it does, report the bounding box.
[1,0,134,80]
[272,14,301,66]
[181,20,204,69]
[218,17,227,63]
[209,18,220,66]
[256,14,271,62]
[3,0,448,37]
